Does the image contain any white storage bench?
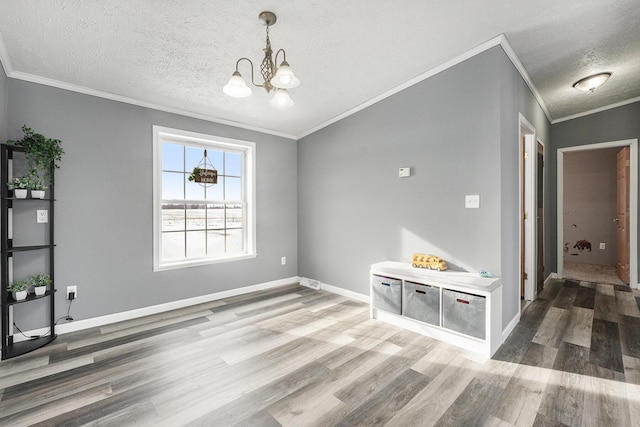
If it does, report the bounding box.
[370,261,502,357]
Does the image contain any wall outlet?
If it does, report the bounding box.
[281,256,286,265]
[465,195,480,209]
[67,285,77,299]
[37,210,48,223]
[599,243,606,250]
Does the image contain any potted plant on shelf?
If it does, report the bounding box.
[31,178,47,199]
[31,273,51,296]
[6,176,32,199]
[6,125,64,186]
[10,279,30,301]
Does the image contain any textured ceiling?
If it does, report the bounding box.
[1,1,639,139]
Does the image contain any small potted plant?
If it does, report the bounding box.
[10,279,30,301]
[31,273,52,296]
[31,178,47,199]
[7,176,32,199]
[7,125,64,185]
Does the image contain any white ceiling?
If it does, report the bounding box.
[1,1,639,139]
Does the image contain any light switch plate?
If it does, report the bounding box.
[465,195,480,209]
[37,210,48,223]
[399,167,411,178]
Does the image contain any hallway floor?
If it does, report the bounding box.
[496,278,640,425]
[563,261,626,286]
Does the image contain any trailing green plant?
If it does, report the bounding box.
[31,273,52,288]
[6,176,33,190]
[187,166,202,182]
[7,125,64,185]
[10,279,30,292]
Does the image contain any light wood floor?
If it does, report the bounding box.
[1,280,639,426]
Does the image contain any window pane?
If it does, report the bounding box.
[162,204,185,231]
[185,148,223,171]
[185,146,205,171]
[205,181,223,201]
[186,230,206,258]
[162,172,184,200]
[186,179,205,200]
[225,152,242,176]
[186,204,206,230]
[226,229,244,253]
[225,177,242,200]
[207,150,224,171]
[207,230,225,256]
[207,204,225,229]
[162,232,185,260]
[226,207,243,229]
[162,143,184,172]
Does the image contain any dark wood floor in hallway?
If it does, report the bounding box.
[1,280,639,426]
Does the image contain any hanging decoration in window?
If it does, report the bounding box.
[188,150,218,185]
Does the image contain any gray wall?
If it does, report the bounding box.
[563,148,618,266]
[0,67,6,337]
[497,49,551,323]
[0,66,6,142]
[298,46,550,329]
[7,79,298,329]
[550,101,640,279]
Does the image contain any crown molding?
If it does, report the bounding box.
[299,34,553,138]
[7,71,298,140]
[2,27,636,139]
[552,95,640,124]
[497,34,552,123]
[0,32,14,77]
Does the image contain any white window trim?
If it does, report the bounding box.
[152,125,256,271]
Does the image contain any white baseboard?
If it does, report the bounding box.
[13,276,300,342]
[502,311,520,343]
[317,281,370,304]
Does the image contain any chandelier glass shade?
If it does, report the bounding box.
[223,71,252,97]
[269,89,294,108]
[223,11,300,107]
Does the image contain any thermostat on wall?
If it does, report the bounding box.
[465,195,480,208]
[399,167,411,178]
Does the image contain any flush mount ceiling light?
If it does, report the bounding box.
[223,11,300,107]
[572,72,612,92]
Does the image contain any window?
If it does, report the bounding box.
[153,126,255,271]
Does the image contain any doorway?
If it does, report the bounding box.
[519,114,543,303]
[557,140,638,287]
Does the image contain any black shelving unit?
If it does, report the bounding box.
[1,144,56,360]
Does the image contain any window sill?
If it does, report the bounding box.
[153,253,257,272]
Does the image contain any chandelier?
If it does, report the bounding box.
[223,11,300,107]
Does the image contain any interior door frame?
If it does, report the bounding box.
[519,114,539,302]
[557,139,638,288]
